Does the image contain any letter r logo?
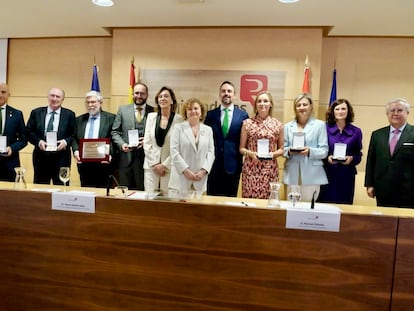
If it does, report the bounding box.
[240,75,268,106]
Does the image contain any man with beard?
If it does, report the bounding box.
[112,82,154,190]
[72,91,115,188]
[205,81,248,197]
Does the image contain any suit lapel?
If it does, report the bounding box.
[183,122,197,152]
[393,125,411,156]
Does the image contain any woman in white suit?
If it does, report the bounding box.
[143,86,183,195]
[169,98,215,198]
[283,93,328,202]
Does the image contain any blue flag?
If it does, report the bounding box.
[91,64,100,92]
[329,69,337,106]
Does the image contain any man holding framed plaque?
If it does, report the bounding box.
[72,91,115,188]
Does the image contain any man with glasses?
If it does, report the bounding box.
[365,98,414,208]
[72,91,115,188]
[112,82,154,190]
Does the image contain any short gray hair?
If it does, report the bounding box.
[85,90,103,102]
[386,98,410,113]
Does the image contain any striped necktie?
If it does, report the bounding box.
[47,111,56,132]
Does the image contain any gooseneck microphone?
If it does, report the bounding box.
[106,174,121,196]
[310,190,317,210]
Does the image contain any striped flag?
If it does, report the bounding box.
[329,68,337,106]
[128,60,136,104]
[91,64,100,92]
[302,55,310,94]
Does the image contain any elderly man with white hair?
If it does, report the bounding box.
[72,90,116,188]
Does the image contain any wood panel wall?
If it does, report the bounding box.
[5,29,414,206]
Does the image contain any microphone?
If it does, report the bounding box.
[106,174,122,196]
[310,190,317,210]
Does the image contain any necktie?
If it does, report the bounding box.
[389,129,400,155]
[47,111,56,132]
[136,107,142,122]
[0,107,3,135]
[88,117,96,138]
[222,108,229,137]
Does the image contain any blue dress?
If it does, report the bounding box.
[318,123,363,204]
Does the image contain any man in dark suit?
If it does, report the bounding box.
[365,98,414,208]
[72,91,115,188]
[205,81,249,197]
[111,82,154,190]
[0,83,27,182]
[26,87,76,185]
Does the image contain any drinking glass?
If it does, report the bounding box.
[287,185,301,208]
[59,167,70,192]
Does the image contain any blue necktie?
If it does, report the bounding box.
[88,117,96,138]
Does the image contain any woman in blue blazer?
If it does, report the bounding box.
[283,93,328,202]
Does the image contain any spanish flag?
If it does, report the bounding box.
[128,59,136,104]
[302,55,310,94]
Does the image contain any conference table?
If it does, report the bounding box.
[0,182,413,310]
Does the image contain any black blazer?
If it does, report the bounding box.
[1,105,27,170]
[26,106,76,166]
[72,110,116,155]
[365,123,414,208]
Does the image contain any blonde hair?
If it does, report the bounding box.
[181,97,206,121]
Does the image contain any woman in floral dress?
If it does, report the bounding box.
[239,91,284,199]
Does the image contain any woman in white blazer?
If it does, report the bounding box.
[143,86,183,195]
[283,93,328,202]
[169,98,215,198]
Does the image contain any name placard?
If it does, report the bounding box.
[52,191,96,213]
[286,208,341,232]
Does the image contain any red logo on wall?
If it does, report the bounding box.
[240,75,268,106]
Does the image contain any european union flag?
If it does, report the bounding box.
[91,64,100,92]
[329,69,337,106]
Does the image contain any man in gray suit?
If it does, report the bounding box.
[111,82,154,190]
[365,98,414,208]
[72,91,115,188]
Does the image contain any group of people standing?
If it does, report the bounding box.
[0,80,413,208]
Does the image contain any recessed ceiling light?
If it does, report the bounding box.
[278,0,300,3]
[92,0,114,7]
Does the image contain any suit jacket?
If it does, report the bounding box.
[111,104,154,167]
[143,112,183,170]
[204,106,248,175]
[169,121,215,192]
[365,123,414,208]
[283,117,328,185]
[26,106,76,166]
[72,110,116,155]
[0,105,27,175]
